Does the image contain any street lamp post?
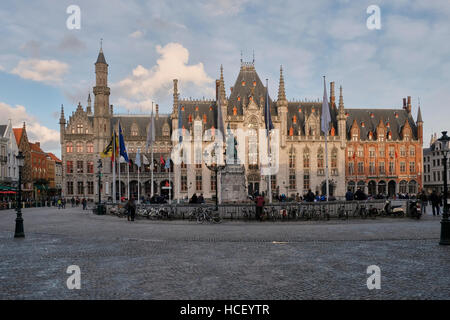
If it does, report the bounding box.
[96,159,104,215]
[438,131,450,245]
[204,143,226,211]
[14,151,25,238]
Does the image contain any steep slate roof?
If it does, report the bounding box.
[227,63,277,116]
[96,49,107,64]
[0,125,7,137]
[111,115,172,139]
[345,109,417,141]
[286,102,338,136]
[177,100,218,131]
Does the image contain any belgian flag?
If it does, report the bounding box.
[101,131,119,160]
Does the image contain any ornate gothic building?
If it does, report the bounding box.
[59,48,422,201]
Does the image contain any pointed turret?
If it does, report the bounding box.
[59,104,65,124]
[219,64,226,103]
[417,106,423,123]
[173,79,179,116]
[277,65,286,101]
[87,92,92,115]
[96,40,107,65]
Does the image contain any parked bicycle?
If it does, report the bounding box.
[197,208,221,224]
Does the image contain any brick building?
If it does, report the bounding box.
[345,97,423,197]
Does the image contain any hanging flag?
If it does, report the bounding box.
[143,154,149,165]
[135,148,141,168]
[160,155,165,166]
[264,80,274,136]
[321,77,331,134]
[118,122,129,163]
[100,132,114,158]
[165,157,171,170]
[145,107,156,152]
[217,96,225,141]
[178,104,183,143]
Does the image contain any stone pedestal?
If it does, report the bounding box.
[221,164,247,203]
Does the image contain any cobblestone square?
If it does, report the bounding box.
[0,206,449,299]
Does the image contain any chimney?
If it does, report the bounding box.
[216,80,220,101]
[407,96,411,113]
[403,98,406,109]
[330,82,335,107]
[36,142,40,147]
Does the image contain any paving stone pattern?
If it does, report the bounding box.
[0,206,449,299]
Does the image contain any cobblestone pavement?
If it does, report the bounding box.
[0,206,449,299]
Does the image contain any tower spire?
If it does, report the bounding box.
[219,64,226,101]
[277,65,286,101]
[339,85,344,110]
[59,104,65,124]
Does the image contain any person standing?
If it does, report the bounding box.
[345,188,354,201]
[255,194,265,221]
[430,190,440,216]
[126,198,136,221]
[418,190,428,215]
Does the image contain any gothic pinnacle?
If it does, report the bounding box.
[278,65,286,101]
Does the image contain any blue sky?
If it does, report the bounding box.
[1,0,449,157]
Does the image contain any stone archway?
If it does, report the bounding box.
[368,180,377,196]
[388,180,396,197]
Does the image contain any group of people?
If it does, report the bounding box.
[189,193,205,204]
[418,190,445,216]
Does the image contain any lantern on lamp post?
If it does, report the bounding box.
[437,131,450,245]
[14,151,25,238]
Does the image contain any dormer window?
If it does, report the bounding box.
[237,96,241,102]
[241,81,246,86]
[233,106,237,115]
[293,115,297,124]
[131,124,139,136]
[77,124,83,134]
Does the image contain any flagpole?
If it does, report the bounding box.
[112,157,116,204]
[127,158,130,200]
[137,149,140,204]
[323,76,329,201]
[169,163,171,205]
[266,79,272,204]
[151,146,154,198]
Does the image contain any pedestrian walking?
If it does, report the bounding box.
[126,198,136,221]
[82,198,87,210]
[57,198,62,209]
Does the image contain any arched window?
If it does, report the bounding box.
[399,180,407,194]
[408,180,417,194]
[331,148,337,168]
[87,142,94,153]
[131,124,139,136]
[76,142,83,153]
[317,148,324,175]
[66,142,73,153]
[400,146,406,157]
[303,148,310,168]
[289,147,296,169]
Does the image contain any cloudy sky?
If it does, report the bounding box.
[0,0,449,157]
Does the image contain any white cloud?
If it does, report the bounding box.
[0,65,4,71]
[11,59,69,84]
[113,42,214,111]
[0,102,60,152]
[129,30,144,38]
